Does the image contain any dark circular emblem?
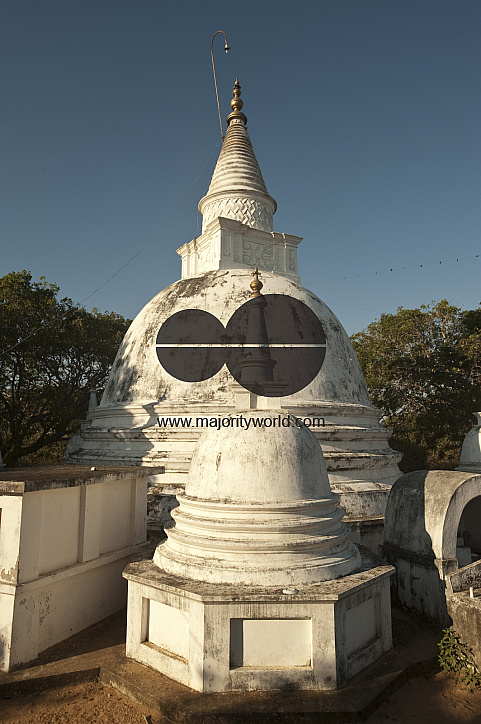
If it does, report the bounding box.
[156,294,326,397]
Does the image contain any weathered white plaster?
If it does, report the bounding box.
[0,494,23,586]
[0,469,149,671]
[345,597,377,655]
[154,411,361,586]
[124,553,393,692]
[148,599,190,660]
[457,413,481,473]
[38,487,81,575]
[383,470,481,624]
[230,618,312,668]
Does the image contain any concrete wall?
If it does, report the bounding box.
[384,470,481,625]
[447,592,481,670]
[384,550,449,624]
[446,560,481,669]
[0,467,150,671]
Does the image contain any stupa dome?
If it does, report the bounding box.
[457,413,481,473]
[101,268,370,408]
[184,410,332,503]
[122,79,396,696]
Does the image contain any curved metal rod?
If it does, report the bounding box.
[211,30,231,140]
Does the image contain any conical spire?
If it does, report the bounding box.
[198,80,277,232]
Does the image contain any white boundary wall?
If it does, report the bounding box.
[0,467,150,671]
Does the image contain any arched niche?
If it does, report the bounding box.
[383,470,481,624]
[385,470,481,566]
[456,494,481,564]
[440,475,481,565]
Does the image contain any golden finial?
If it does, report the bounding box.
[230,78,244,112]
[227,78,247,127]
[250,266,263,297]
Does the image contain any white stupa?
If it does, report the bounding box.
[154,410,361,587]
[125,396,394,692]
[66,80,401,546]
[457,413,481,473]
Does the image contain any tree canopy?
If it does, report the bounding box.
[0,271,130,466]
[351,300,481,471]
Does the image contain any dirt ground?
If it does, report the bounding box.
[0,681,169,724]
[1,606,480,723]
[1,671,481,724]
[366,671,481,723]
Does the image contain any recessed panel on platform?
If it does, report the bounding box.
[148,599,189,661]
[346,598,378,656]
[39,487,81,574]
[230,618,312,668]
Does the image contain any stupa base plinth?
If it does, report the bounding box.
[123,549,394,693]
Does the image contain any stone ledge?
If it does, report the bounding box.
[0,464,160,494]
[14,543,150,593]
[123,546,394,604]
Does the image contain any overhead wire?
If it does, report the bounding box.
[312,253,479,285]
[1,139,221,357]
[306,253,479,314]
[3,148,478,353]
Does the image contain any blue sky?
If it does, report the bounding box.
[2,0,480,335]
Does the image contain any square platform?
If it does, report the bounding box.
[123,548,394,692]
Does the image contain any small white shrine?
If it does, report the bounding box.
[124,229,394,692]
[457,412,481,474]
[383,469,481,625]
[124,402,394,692]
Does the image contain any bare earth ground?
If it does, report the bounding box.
[1,606,480,723]
[1,673,481,724]
[0,681,169,724]
[366,672,481,723]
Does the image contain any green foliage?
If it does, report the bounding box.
[0,271,130,466]
[351,301,481,471]
[438,628,481,690]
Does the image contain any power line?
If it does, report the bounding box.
[305,252,479,315]
[312,253,479,285]
[78,139,221,307]
[1,140,221,357]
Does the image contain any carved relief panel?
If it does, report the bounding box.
[241,241,274,269]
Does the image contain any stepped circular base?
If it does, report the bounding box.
[154,497,361,587]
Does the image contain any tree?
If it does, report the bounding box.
[0,271,130,466]
[351,300,481,471]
